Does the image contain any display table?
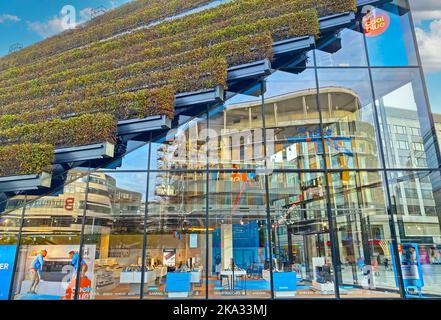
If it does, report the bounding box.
[220,270,247,291]
[311,281,334,294]
[190,270,202,285]
[120,270,158,294]
[273,272,297,297]
[166,272,191,298]
[155,266,167,279]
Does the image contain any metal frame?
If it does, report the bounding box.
[0,172,52,193]
[175,86,224,109]
[4,0,441,301]
[53,142,115,164]
[118,115,172,136]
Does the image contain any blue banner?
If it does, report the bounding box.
[0,245,17,300]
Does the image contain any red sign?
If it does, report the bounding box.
[65,197,75,211]
[363,10,390,37]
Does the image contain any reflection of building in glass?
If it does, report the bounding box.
[2,0,441,301]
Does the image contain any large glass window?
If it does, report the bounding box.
[264,69,324,170]
[208,171,270,299]
[268,172,336,298]
[11,170,88,300]
[150,113,208,171]
[315,22,368,67]
[209,93,265,170]
[364,1,418,66]
[328,170,400,298]
[388,170,441,298]
[144,171,207,299]
[318,68,382,170]
[371,68,439,169]
[82,172,147,300]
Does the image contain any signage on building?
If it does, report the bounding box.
[363,10,390,37]
[65,197,75,211]
[0,245,17,300]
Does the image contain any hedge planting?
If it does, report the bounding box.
[0,86,176,129]
[0,0,357,177]
[0,113,117,149]
[0,0,355,87]
[0,4,310,95]
[0,0,212,70]
[0,9,315,107]
[0,34,273,105]
[0,144,54,177]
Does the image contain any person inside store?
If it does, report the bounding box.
[68,250,88,276]
[383,258,390,271]
[177,261,189,272]
[215,255,221,280]
[28,249,47,294]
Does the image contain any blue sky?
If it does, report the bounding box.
[0,0,131,56]
[0,0,440,111]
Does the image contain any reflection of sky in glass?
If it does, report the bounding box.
[117,141,149,170]
[317,69,372,106]
[105,172,147,201]
[366,7,416,66]
[316,27,367,67]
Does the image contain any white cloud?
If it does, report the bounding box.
[27,16,66,38]
[79,7,93,22]
[410,0,441,22]
[0,14,21,23]
[415,19,441,73]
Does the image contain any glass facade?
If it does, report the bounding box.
[1,0,441,300]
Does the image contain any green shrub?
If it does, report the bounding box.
[0,144,54,176]
[0,0,355,87]
[0,86,176,129]
[0,113,117,148]
[0,0,212,70]
[0,0,358,177]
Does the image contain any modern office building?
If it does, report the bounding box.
[1,0,441,300]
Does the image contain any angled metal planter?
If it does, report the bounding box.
[117,115,172,136]
[319,12,356,32]
[227,59,271,82]
[226,60,271,95]
[0,172,52,193]
[273,36,315,56]
[356,0,392,8]
[175,86,225,109]
[54,142,115,164]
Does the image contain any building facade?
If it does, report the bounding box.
[1,0,441,300]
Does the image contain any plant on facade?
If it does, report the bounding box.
[0,0,357,177]
[0,144,54,177]
[0,0,213,70]
[0,113,117,148]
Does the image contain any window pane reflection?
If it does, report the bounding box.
[82,172,147,300]
[264,69,324,170]
[268,172,336,298]
[151,114,208,171]
[328,171,400,298]
[11,170,88,300]
[208,171,270,298]
[364,2,418,66]
[372,68,439,169]
[315,23,368,67]
[318,68,382,169]
[145,172,206,299]
[388,170,441,298]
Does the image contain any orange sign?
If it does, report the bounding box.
[232,172,248,182]
[363,11,390,37]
